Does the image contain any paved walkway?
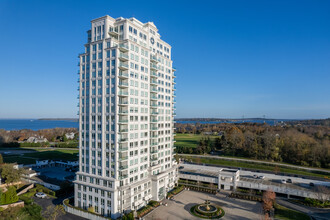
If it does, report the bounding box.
[145,190,262,220]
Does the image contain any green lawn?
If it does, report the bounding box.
[24,149,78,161]
[182,155,330,179]
[274,204,310,220]
[3,156,36,165]
[175,133,217,148]
[3,149,79,164]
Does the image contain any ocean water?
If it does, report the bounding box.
[0,119,78,131]
[0,119,289,131]
[175,119,285,125]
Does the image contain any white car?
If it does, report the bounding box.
[253,175,258,179]
[281,179,287,184]
[35,192,47,198]
[259,176,265,179]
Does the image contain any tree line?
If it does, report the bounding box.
[175,123,330,168]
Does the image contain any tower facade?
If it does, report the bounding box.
[74,15,177,218]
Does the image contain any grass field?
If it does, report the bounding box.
[175,133,217,148]
[182,155,330,179]
[274,204,310,220]
[3,149,79,164]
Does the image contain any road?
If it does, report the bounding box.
[179,154,330,174]
[277,199,330,220]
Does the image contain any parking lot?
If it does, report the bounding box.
[33,196,87,220]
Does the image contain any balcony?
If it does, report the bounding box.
[150,87,158,93]
[150,55,159,63]
[150,103,158,108]
[150,71,158,78]
[151,111,158,115]
[173,72,176,78]
[118,100,128,106]
[119,156,128,161]
[150,95,158,100]
[151,127,158,131]
[119,165,128,170]
[119,174,128,180]
[118,119,128,124]
[109,27,118,37]
[119,62,129,70]
[118,109,128,115]
[118,146,128,152]
[118,71,129,78]
[150,142,158,146]
[118,138,128,143]
[119,43,129,52]
[119,128,128,132]
[150,134,158,138]
[119,53,129,61]
[172,67,177,72]
[118,81,129,88]
[150,149,158,154]
[118,90,128,96]
[150,119,158,123]
[150,63,158,70]
[150,157,158,161]
[150,79,158,85]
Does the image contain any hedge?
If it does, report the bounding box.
[167,185,184,198]
[229,193,262,202]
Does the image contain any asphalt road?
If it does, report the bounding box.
[179,154,330,174]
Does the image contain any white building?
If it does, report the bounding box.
[74,15,177,218]
[65,132,76,140]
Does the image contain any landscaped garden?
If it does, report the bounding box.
[190,199,225,219]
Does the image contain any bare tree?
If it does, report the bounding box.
[44,205,65,220]
[314,185,330,204]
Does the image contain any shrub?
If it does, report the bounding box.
[148,200,159,207]
[0,186,19,205]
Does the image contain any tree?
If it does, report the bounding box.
[44,205,65,220]
[0,164,21,184]
[314,185,330,204]
[0,154,3,164]
[174,153,180,164]
[0,186,19,205]
[262,190,276,215]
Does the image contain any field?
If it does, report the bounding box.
[2,148,79,165]
[175,133,217,148]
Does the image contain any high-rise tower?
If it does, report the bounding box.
[74,15,177,218]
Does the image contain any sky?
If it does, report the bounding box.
[0,0,329,119]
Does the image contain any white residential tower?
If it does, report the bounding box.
[74,15,177,218]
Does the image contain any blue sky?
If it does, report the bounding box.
[0,0,329,119]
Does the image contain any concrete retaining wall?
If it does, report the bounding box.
[0,201,24,210]
[17,184,34,196]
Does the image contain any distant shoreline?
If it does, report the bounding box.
[38,118,78,122]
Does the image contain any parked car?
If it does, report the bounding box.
[253,175,258,179]
[287,179,293,183]
[309,182,315,187]
[35,192,46,198]
[259,176,265,180]
[281,179,287,184]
